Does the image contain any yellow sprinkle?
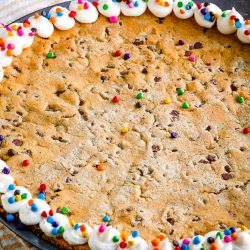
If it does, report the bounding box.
[241,226,248,232]
[82,231,88,238]
[229,20,235,26]
[163,98,171,104]
[15,195,21,201]
[78,5,84,10]
[8,31,14,37]
[69,219,75,227]
[120,231,128,241]
[121,126,128,133]
[128,240,135,246]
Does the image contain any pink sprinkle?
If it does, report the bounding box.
[78,0,84,3]
[7,43,14,50]
[29,32,35,36]
[98,224,106,233]
[84,2,90,9]
[182,239,190,245]
[109,16,118,23]
[128,2,134,8]
[224,236,232,243]
[188,55,196,62]
[17,29,24,36]
[6,26,12,32]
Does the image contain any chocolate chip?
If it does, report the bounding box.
[199,159,209,164]
[41,11,47,17]
[12,139,23,146]
[154,76,161,82]
[170,110,179,122]
[141,68,148,74]
[194,42,203,49]
[205,125,211,131]
[224,165,232,173]
[133,39,144,46]
[185,51,191,56]
[207,155,216,163]
[156,17,164,24]
[230,84,238,91]
[207,237,215,244]
[14,190,20,196]
[78,109,88,121]
[135,102,142,108]
[167,217,175,225]
[152,145,160,152]
[31,28,37,33]
[173,240,179,246]
[105,27,110,35]
[222,173,233,180]
[100,75,108,82]
[7,149,15,156]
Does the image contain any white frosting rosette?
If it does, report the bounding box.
[237,20,250,44]
[117,235,148,250]
[149,237,173,250]
[0,66,3,82]
[97,0,121,18]
[233,230,250,250]
[1,185,32,213]
[217,8,244,35]
[63,223,92,245]
[88,225,121,250]
[69,0,99,23]
[19,198,50,225]
[173,0,196,19]
[203,231,233,250]
[28,13,54,38]
[194,2,222,28]
[183,236,205,250]
[39,212,70,237]
[148,0,173,18]
[121,0,147,17]
[48,6,75,30]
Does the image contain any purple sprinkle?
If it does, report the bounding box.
[178,39,185,45]
[39,190,46,195]
[0,135,4,141]
[52,221,59,228]
[2,167,10,175]
[201,8,207,15]
[171,132,178,139]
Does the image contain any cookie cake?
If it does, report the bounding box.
[0,0,250,249]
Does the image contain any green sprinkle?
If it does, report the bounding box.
[177,88,185,95]
[61,207,69,215]
[200,248,207,250]
[177,1,183,8]
[21,193,27,199]
[221,12,227,17]
[136,92,143,99]
[47,52,55,59]
[112,235,120,242]
[216,232,223,239]
[236,96,244,103]
[188,2,194,7]
[182,102,189,109]
[142,0,149,2]
[58,226,64,233]
[103,4,108,10]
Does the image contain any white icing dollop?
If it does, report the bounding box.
[194,2,222,29]
[69,0,98,23]
[234,231,250,250]
[148,0,173,18]
[121,0,147,17]
[0,46,13,68]
[97,0,121,18]
[28,14,54,38]
[217,8,244,35]
[19,198,50,225]
[39,212,70,237]
[48,6,75,31]
[0,174,14,193]
[149,238,173,250]
[237,21,250,44]
[0,66,3,81]
[173,0,196,19]
[1,186,32,213]
[88,226,120,250]
[117,235,148,250]
[63,223,92,245]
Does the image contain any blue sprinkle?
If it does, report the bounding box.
[51,228,58,235]
[31,203,38,212]
[74,224,80,230]
[103,215,111,222]
[134,1,139,7]
[112,0,117,2]
[8,184,15,191]
[192,236,201,245]
[37,193,45,200]
[185,5,191,10]
[47,216,54,224]
[8,197,15,204]
[224,229,231,236]
[6,214,15,222]
[124,53,131,60]
[132,230,139,238]
[235,21,242,28]
[52,221,59,228]
[57,12,63,17]
[45,13,51,19]
[181,244,189,250]
[204,14,211,21]
[230,227,236,233]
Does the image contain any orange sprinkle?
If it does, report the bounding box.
[231,232,237,240]
[165,1,170,7]
[245,20,250,25]
[210,243,218,250]
[97,165,105,171]
[49,17,56,23]
[34,12,40,19]
[153,248,160,250]
[56,7,62,13]
[158,235,166,241]
[180,9,185,14]
[11,25,17,31]
[28,199,34,206]
[120,231,128,241]
[80,224,86,232]
[151,238,160,246]
[14,179,21,186]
